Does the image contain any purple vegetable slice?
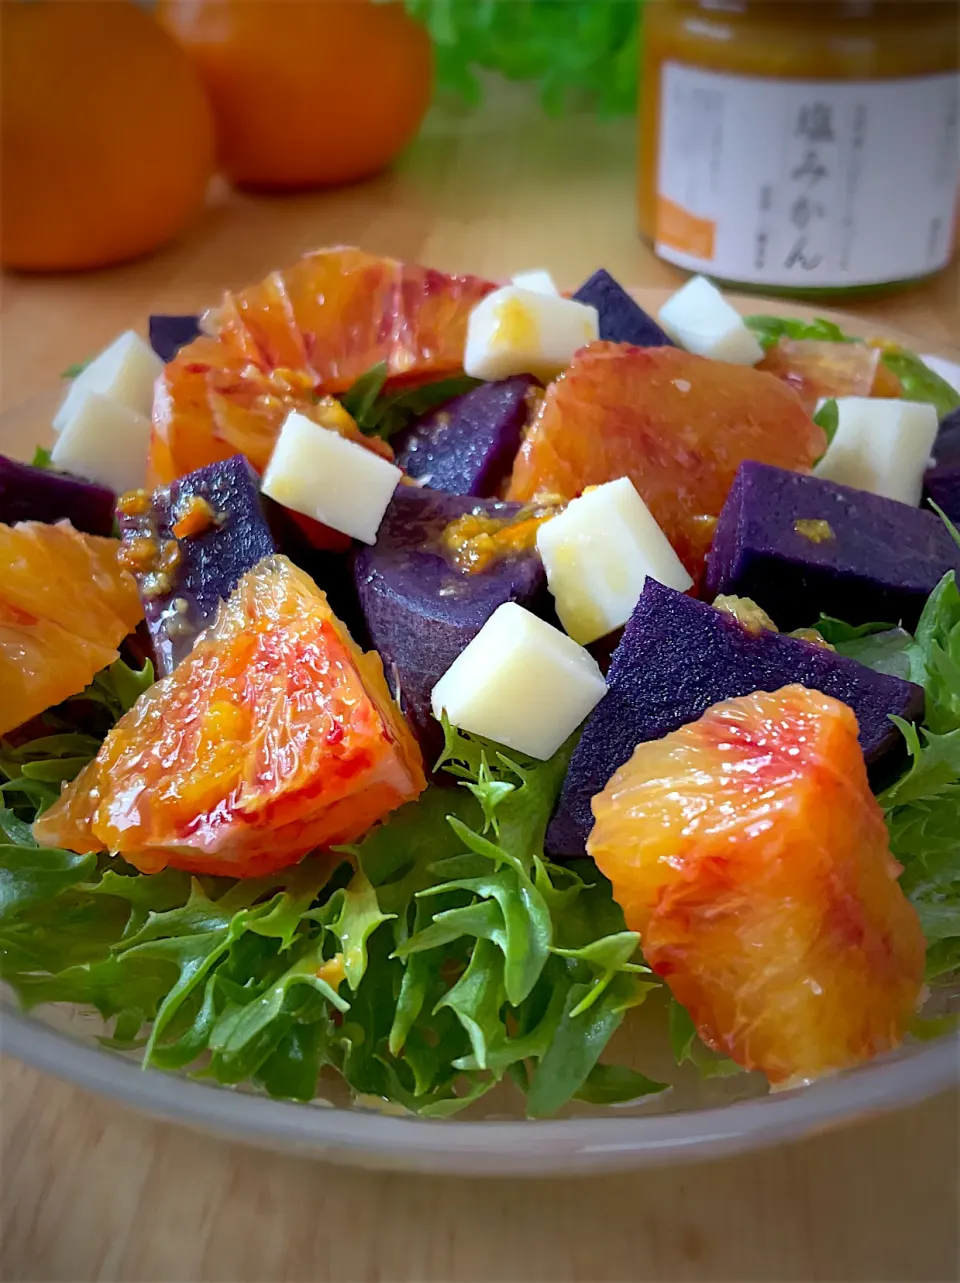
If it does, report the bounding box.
[117,453,276,674]
[924,407,960,522]
[0,453,115,536]
[353,486,548,756]
[571,269,675,348]
[546,578,924,858]
[706,461,960,631]
[148,314,201,364]
[392,376,539,497]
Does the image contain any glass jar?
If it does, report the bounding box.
[638,1,960,298]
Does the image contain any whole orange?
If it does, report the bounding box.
[0,0,214,272]
[157,0,433,190]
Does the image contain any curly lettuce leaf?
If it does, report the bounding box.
[403,0,639,117]
[0,715,666,1116]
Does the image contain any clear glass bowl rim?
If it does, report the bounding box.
[3,1006,957,1174]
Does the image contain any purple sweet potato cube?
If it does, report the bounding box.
[924,408,960,523]
[118,453,276,674]
[546,579,924,857]
[148,314,202,363]
[571,269,675,348]
[392,376,538,497]
[0,453,115,536]
[705,461,960,631]
[354,486,548,756]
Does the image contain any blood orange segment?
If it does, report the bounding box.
[757,338,902,413]
[147,247,495,487]
[0,521,143,736]
[34,555,426,879]
[587,684,925,1085]
[506,343,825,579]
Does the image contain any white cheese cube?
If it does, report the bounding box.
[510,269,560,297]
[261,411,402,544]
[431,602,606,760]
[53,330,163,433]
[536,478,693,645]
[657,275,764,366]
[50,390,151,494]
[464,286,598,383]
[814,397,939,507]
[919,354,960,396]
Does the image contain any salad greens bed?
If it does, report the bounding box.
[2,552,959,1115]
[2,310,958,1118]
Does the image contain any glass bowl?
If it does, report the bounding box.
[2,291,958,1175]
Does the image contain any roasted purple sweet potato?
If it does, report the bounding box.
[924,408,960,522]
[706,461,960,630]
[392,376,538,497]
[148,314,201,364]
[0,453,115,536]
[546,579,924,857]
[354,486,548,755]
[571,269,675,348]
[117,453,276,674]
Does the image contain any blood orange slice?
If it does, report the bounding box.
[506,343,825,579]
[147,247,495,487]
[34,555,426,878]
[587,684,925,1085]
[0,521,143,736]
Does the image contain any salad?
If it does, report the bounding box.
[2,249,960,1119]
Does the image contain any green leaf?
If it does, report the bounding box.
[0,844,97,921]
[339,362,388,422]
[573,1063,667,1105]
[829,626,913,680]
[813,397,839,448]
[339,364,481,441]
[881,348,960,420]
[526,971,649,1117]
[667,998,741,1078]
[329,866,395,989]
[30,445,53,469]
[744,314,851,352]
[61,358,92,379]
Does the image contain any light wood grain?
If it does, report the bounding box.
[1,87,959,1283]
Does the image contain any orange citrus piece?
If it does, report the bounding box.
[147,247,495,487]
[506,343,825,580]
[35,556,426,878]
[0,521,142,736]
[757,338,902,414]
[587,684,925,1085]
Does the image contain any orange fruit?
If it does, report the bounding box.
[157,0,432,190]
[0,521,143,736]
[35,556,426,879]
[507,343,826,580]
[148,246,495,487]
[0,0,214,272]
[587,685,925,1085]
[757,338,903,413]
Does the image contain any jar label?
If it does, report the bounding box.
[655,64,959,287]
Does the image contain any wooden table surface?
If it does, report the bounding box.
[2,89,959,1283]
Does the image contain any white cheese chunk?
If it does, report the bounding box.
[50,390,152,494]
[814,397,939,507]
[431,602,607,760]
[657,275,764,366]
[464,286,598,382]
[510,269,561,297]
[53,330,163,433]
[261,410,402,544]
[536,478,693,645]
